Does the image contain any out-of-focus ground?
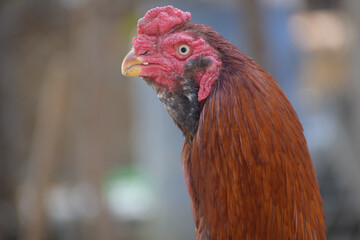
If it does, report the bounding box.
[0,0,359,239]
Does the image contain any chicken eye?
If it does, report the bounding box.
[177,45,190,55]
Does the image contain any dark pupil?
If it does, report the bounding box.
[181,47,187,53]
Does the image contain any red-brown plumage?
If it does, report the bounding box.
[182,27,326,239]
[122,6,326,239]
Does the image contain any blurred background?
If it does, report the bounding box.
[0,0,360,239]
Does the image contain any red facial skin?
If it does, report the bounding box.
[132,6,222,101]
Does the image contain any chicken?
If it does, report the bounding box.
[121,6,326,240]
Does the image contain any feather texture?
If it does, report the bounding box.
[182,49,326,239]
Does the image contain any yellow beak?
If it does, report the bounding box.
[121,48,144,76]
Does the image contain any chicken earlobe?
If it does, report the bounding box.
[196,55,221,101]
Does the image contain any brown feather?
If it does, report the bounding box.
[181,27,326,239]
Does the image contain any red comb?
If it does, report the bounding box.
[137,6,191,36]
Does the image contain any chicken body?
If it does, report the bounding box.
[122,6,326,240]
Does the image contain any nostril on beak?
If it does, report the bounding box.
[140,50,149,56]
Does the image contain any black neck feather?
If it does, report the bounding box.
[143,56,214,141]
[144,76,200,141]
